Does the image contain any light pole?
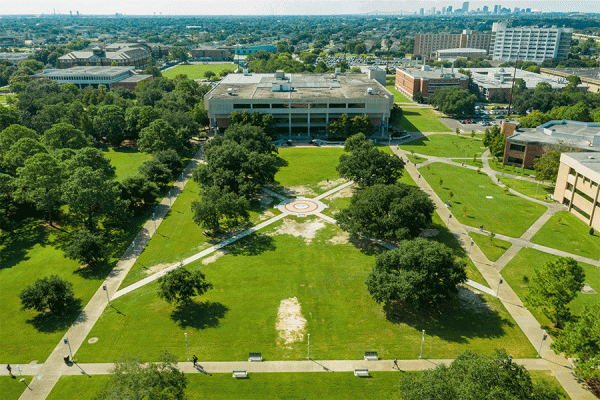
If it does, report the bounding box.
[497,277,503,297]
[419,330,425,358]
[152,212,156,230]
[64,336,73,362]
[102,284,110,306]
[307,334,310,359]
[168,189,172,206]
[417,174,421,184]
[184,333,190,361]
[537,330,547,358]
[470,240,474,252]
[535,180,539,200]
[447,213,452,224]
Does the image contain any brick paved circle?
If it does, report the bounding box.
[284,199,320,214]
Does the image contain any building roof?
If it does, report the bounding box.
[36,66,134,77]
[560,152,600,183]
[507,120,600,152]
[437,48,487,54]
[116,74,152,83]
[541,67,600,84]
[396,66,467,80]
[207,72,392,101]
[469,67,584,90]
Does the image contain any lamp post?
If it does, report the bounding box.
[537,330,547,358]
[307,334,310,359]
[64,336,73,361]
[184,333,190,361]
[447,213,452,224]
[419,330,425,358]
[152,212,156,230]
[497,277,503,297]
[102,284,110,306]
[535,180,539,200]
[470,240,474,253]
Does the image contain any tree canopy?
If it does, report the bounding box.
[157,267,213,305]
[19,275,75,314]
[337,139,405,187]
[191,186,250,233]
[427,87,477,117]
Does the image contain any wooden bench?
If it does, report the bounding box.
[364,351,379,361]
[232,371,248,379]
[248,352,262,362]
[354,369,369,377]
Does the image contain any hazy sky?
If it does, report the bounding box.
[2,0,598,16]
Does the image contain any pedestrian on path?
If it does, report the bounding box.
[393,358,398,369]
[193,355,198,366]
[6,364,12,376]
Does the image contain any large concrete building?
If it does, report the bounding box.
[554,152,600,231]
[0,52,30,65]
[540,67,600,93]
[491,22,572,62]
[502,120,600,168]
[191,47,231,61]
[436,48,487,61]
[413,30,492,58]
[58,43,151,70]
[395,65,469,101]
[32,66,152,89]
[204,71,393,137]
[233,45,277,56]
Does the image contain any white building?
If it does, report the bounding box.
[491,22,572,63]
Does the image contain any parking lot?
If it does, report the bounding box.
[440,116,503,133]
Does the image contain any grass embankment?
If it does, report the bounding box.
[162,64,236,80]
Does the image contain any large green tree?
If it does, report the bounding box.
[336,140,404,187]
[399,349,562,400]
[64,229,107,267]
[337,183,434,241]
[138,119,183,154]
[533,145,572,182]
[427,87,477,117]
[526,257,585,328]
[42,123,90,151]
[191,186,250,233]
[158,267,213,306]
[366,238,466,311]
[0,124,38,153]
[93,105,126,146]
[19,275,75,314]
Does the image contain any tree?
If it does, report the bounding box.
[0,124,38,153]
[519,111,552,128]
[203,70,215,79]
[120,175,160,208]
[170,47,189,63]
[96,351,187,400]
[93,105,126,146]
[0,173,17,232]
[42,123,90,151]
[65,229,107,267]
[534,145,570,182]
[343,133,373,153]
[19,275,75,314]
[337,183,434,241]
[154,149,184,178]
[0,105,19,132]
[366,238,467,311]
[158,267,213,305]
[337,142,404,187]
[526,257,585,328]
[191,186,250,233]
[138,119,183,154]
[552,304,600,395]
[4,137,47,172]
[399,349,562,400]
[427,87,477,117]
[483,125,505,159]
[63,147,116,179]
[139,158,172,186]
[14,153,63,223]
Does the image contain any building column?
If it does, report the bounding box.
[588,181,600,227]
[568,172,579,212]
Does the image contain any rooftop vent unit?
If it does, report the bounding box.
[275,70,286,80]
[227,88,233,95]
[367,87,374,95]
[243,68,249,75]
[335,68,342,74]
[421,65,431,71]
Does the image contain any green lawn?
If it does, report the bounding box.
[396,108,452,133]
[501,248,599,335]
[76,220,535,363]
[48,372,402,400]
[102,147,154,182]
[400,134,486,158]
[420,163,547,238]
[385,85,412,103]
[468,232,512,262]
[406,154,428,164]
[0,376,31,400]
[529,371,570,399]
[531,211,600,260]
[498,176,555,203]
[162,64,237,80]
[489,158,537,178]
[274,147,344,195]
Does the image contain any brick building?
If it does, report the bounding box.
[58,43,151,70]
[191,47,231,61]
[395,65,469,101]
[413,30,492,58]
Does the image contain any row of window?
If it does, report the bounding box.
[233,103,366,110]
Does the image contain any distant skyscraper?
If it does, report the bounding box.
[494,5,499,14]
[431,7,436,15]
[442,6,446,14]
[447,5,453,13]
[420,8,424,15]
[483,5,489,13]
[462,2,469,13]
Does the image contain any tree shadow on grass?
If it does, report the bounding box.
[0,218,50,270]
[348,237,388,256]
[385,289,513,344]
[170,300,229,330]
[225,233,276,257]
[427,222,468,259]
[73,260,115,280]
[398,113,425,134]
[25,298,84,333]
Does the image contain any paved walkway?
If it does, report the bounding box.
[17,148,206,400]
[391,145,596,399]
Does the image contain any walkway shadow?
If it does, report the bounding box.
[25,298,84,333]
[225,233,276,257]
[170,300,229,330]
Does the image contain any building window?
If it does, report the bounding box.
[234,104,251,109]
[291,103,308,109]
[311,103,327,109]
[252,104,270,109]
[507,156,523,164]
[575,189,594,204]
[329,103,346,108]
[509,143,525,152]
[571,204,591,220]
[272,104,289,109]
[348,103,366,109]
[569,168,577,176]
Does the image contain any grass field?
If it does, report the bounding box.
[162,64,237,80]
[501,247,599,334]
[405,154,428,164]
[396,108,452,133]
[0,376,32,400]
[102,147,154,181]
[400,134,486,158]
[48,372,402,400]
[76,219,534,363]
[420,163,547,238]
[385,85,412,103]
[531,211,600,260]
[468,232,512,262]
[498,176,555,203]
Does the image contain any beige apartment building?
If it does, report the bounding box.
[554,152,600,230]
[413,30,492,58]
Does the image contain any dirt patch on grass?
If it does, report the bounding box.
[327,184,356,200]
[259,210,276,221]
[276,297,307,347]
[457,286,491,314]
[257,193,274,210]
[329,231,350,245]
[202,250,226,265]
[146,263,171,275]
[271,218,325,244]
[318,178,346,190]
[282,186,317,197]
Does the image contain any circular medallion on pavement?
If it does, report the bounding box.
[284,199,320,214]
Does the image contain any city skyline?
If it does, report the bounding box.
[2,0,600,16]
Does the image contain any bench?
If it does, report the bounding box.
[248,352,262,362]
[364,351,379,361]
[354,369,369,377]
[232,371,248,379]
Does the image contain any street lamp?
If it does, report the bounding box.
[535,180,540,200]
[537,330,548,358]
[419,330,425,358]
[447,213,452,224]
[497,277,503,298]
[307,333,311,359]
[102,285,110,306]
[152,212,156,230]
[470,240,474,252]
[64,336,73,362]
[184,333,190,361]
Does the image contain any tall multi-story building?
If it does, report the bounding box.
[413,30,492,58]
[483,6,489,13]
[491,22,572,62]
[419,8,424,16]
[462,2,470,13]
[447,6,453,13]
[58,43,151,69]
[395,65,469,101]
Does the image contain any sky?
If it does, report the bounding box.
[2,0,599,16]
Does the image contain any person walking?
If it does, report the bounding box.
[6,364,12,376]
[192,355,198,367]
[393,358,398,369]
